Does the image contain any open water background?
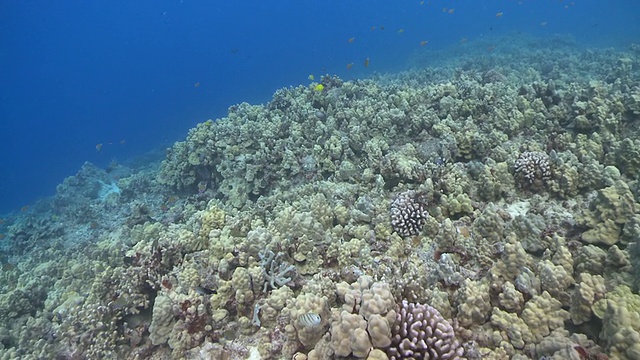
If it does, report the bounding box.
[1,0,639,214]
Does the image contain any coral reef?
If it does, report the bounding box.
[2,34,640,360]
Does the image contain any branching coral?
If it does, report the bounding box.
[259,248,296,293]
[387,300,465,359]
[390,190,429,237]
[514,151,551,189]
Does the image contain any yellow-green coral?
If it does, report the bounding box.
[491,307,533,349]
[579,180,636,245]
[198,201,226,242]
[284,292,329,349]
[457,278,492,327]
[594,285,640,359]
[520,291,569,343]
[570,273,606,325]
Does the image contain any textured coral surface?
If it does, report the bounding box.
[0,34,639,360]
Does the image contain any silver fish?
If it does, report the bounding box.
[298,312,322,327]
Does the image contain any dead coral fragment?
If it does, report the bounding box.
[259,248,296,293]
[390,190,428,237]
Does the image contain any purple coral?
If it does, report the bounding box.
[514,151,551,187]
[390,190,428,237]
[387,300,465,360]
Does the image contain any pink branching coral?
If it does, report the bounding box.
[387,300,465,360]
[390,190,428,237]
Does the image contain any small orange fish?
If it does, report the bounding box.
[448,8,455,14]
[420,40,428,46]
[96,143,103,151]
[348,37,355,43]
[496,12,503,17]
[20,205,29,212]
[364,58,370,67]
[194,82,200,88]
[346,63,354,70]
[397,28,405,34]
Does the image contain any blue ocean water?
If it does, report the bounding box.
[0,0,638,215]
